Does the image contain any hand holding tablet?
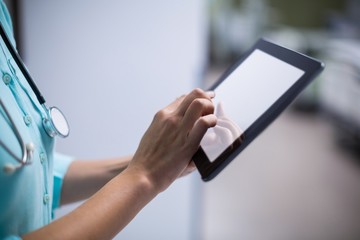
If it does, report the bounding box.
[193,38,324,181]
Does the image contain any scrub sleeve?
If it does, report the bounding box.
[52,153,74,210]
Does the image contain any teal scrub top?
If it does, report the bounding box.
[0,1,74,239]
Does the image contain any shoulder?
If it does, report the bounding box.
[0,1,16,47]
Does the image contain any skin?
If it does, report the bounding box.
[22,88,216,240]
[60,156,131,205]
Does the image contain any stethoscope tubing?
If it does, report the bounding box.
[0,23,46,105]
[0,98,28,165]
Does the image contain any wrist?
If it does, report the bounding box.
[120,166,160,196]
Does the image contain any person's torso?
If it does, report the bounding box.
[0,2,55,237]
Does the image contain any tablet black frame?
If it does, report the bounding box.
[193,38,325,181]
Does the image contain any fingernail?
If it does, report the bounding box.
[206,91,215,98]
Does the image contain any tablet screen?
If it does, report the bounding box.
[200,49,305,162]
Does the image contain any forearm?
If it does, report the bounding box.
[61,156,132,205]
[23,167,158,240]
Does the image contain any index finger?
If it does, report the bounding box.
[176,88,214,116]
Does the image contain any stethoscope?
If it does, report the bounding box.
[0,23,70,173]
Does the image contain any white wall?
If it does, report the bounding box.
[20,1,207,239]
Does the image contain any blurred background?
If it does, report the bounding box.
[4,0,360,239]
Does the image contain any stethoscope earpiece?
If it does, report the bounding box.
[2,142,35,174]
[25,142,35,163]
[3,163,17,174]
[26,142,35,152]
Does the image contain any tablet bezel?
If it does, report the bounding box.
[193,38,325,181]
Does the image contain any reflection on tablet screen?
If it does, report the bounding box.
[200,49,305,162]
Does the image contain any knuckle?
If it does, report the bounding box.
[191,98,214,113]
[154,109,167,121]
[155,110,179,128]
[165,115,179,128]
[192,98,204,109]
[201,114,217,128]
[196,117,210,128]
[192,88,205,97]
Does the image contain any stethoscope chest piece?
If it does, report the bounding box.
[43,106,70,138]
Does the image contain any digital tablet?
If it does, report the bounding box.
[193,38,325,181]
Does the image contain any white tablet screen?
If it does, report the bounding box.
[201,49,305,162]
